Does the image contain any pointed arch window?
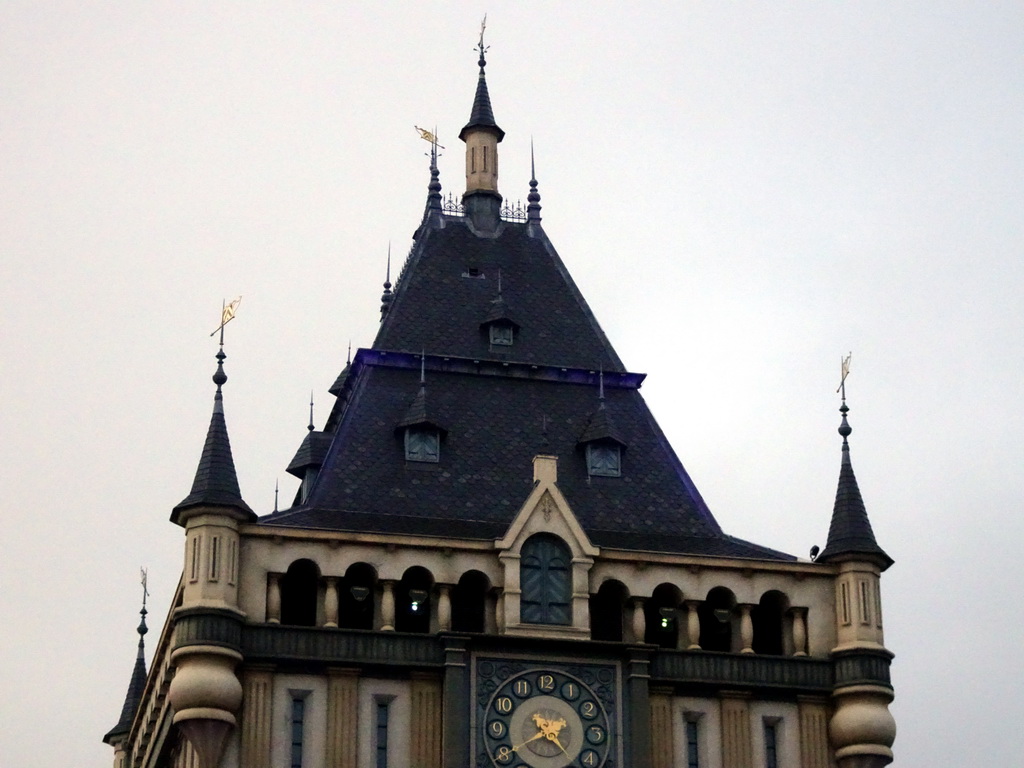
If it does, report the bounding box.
[520,534,572,625]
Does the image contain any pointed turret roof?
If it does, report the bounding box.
[171,348,255,524]
[103,604,149,745]
[818,403,893,569]
[459,48,504,142]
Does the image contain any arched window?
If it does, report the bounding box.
[280,559,320,627]
[645,583,682,648]
[452,570,490,633]
[698,587,736,652]
[338,562,376,630]
[590,580,628,642]
[752,590,789,655]
[520,534,572,625]
[396,566,434,633]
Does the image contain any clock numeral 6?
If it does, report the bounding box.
[495,696,514,714]
[489,720,506,738]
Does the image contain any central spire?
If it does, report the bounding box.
[460,18,504,232]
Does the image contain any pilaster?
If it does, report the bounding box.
[239,666,273,768]
[798,696,834,768]
[411,671,443,768]
[720,691,753,768]
[326,668,359,768]
[648,686,674,768]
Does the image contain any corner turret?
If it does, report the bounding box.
[103,583,150,768]
[820,381,897,768]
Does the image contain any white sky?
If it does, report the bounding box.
[1,3,1021,765]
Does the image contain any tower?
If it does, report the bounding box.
[105,39,895,768]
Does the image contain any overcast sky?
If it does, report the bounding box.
[2,3,1022,766]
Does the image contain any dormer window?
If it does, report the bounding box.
[586,441,621,477]
[489,322,514,346]
[405,426,440,463]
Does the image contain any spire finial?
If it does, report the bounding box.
[381,244,395,319]
[497,268,502,297]
[308,390,315,432]
[527,138,542,222]
[209,298,240,404]
[138,567,149,641]
[274,478,279,513]
[347,341,352,365]
[598,367,605,402]
[420,350,426,386]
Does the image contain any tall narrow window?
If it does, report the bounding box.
[685,718,700,768]
[209,536,220,581]
[375,700,390,768]
[839,582,851,625]
[520,534,572,625]
[227,539,237,586]
[471,147,476,173]
[482,145,488,172]
[763,721,779,768]
[858,581,872,625]
[189,536,199,582]
[290,696,306,768]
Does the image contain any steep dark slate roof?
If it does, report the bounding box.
[263,350,792,561]
[818,409,892,569]
[459,56,504,142]
[286,431,332,478]
[578,402,627,447]
[373,220,624,371]
[172,356,255,523]
[103,619,148,744]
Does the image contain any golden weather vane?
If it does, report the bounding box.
[414,126,445,150]
[836,352,852,398]
[210,296,242,339]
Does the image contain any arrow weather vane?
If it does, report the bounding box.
[836,352,852,399]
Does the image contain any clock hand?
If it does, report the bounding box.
[546,732,572,758]
[511,731,545,752]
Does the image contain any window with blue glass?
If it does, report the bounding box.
[290,695,306,768]
[685,718,700,768]
[519,534,572,625]
[375,699,390,768]
[763,720,779,768]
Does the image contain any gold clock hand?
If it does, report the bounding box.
[511,731,545,752]
[547,732,571,758]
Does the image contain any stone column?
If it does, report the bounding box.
[437,585,452,632]
[720,692,753,768]
[326,668,359,768]
[411,672,443,768]
[626,648,653,768]
[380,580,396,631]
[442,636,470,768]
[790,607,808,657]
[486,588,500,634]
[798,696,832,768]
[266,573,281,624]
[324,577,339,628]
[739,604,755,653]
[649,686,674,768]
[631,597,647,644]
[239,666,274,768]
[684,600,702,650]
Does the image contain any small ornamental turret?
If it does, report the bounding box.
[103,571,151,768]
[167,304,251,768]
[821,356,897,768]
[460,17,504,231]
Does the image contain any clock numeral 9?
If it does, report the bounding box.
[580,749,599,766]
[586,725,605,744]
[494,745,514,764]
[489,720,506,738]
[580,700,597,719]
[495,697,514,714]
[538,674,555,691]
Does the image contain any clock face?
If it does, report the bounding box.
[481,667,613,768]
